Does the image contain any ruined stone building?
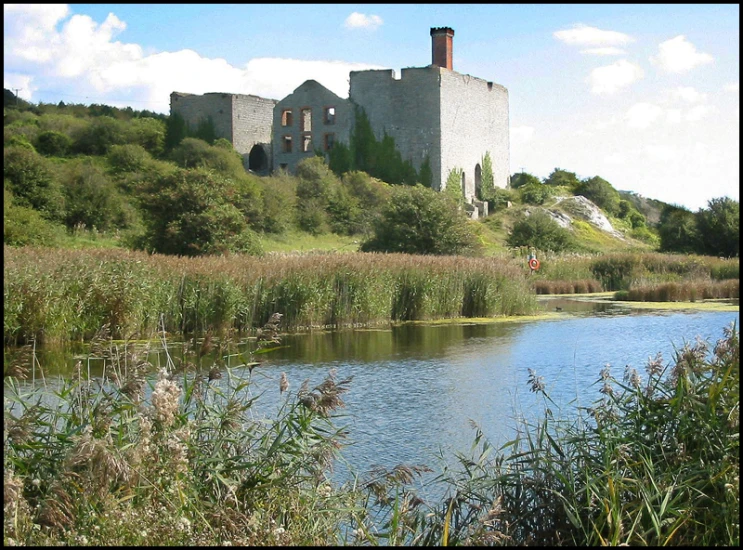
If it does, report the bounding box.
[170,27,509,218]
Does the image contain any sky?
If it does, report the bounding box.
[4,3,739,211]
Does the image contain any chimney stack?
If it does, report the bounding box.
[430,27,454,70]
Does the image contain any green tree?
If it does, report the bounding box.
[136,168,261,256]
[3,146,66,221]
[164,111,188,152]
[478,151,495,202]
[519,182,552,205]
[507,209,574,252]
[574,176,621,216]
[61,161,132,231]
[35,130,72,156]
[418,155,433,188]
[658,205,699,254]
[695,197,739,257]
[510,171,541,189]
[361,184,479,255]
[544,168,580,189]
[443,167,465,206]
[72,116,131,155]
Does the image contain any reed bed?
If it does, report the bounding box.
[4,321,738,546]
[4,246,537,345]
[616,279,739,302]
[532,279,603,295]
[529,251,739,293]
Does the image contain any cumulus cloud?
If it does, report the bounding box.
[3,4,385,112]
[685,104,716,122]
[665,86,707,104]
[650,35,713,73]
[343,12,383,30]
[586,59,643,95]
[625,102,664,129]
[724,82,739,93]
[554,24,634,46]
[579,47,627,56]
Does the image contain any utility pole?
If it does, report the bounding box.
[12,88,21,105]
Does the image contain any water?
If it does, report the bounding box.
[6,303,738,497]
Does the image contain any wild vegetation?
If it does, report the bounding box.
[4,317,739,546]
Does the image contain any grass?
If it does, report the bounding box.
[4,321,738,546]
[4,246,538,346]
[260,229,360,254]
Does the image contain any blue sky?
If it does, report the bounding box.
[4,4,739,210]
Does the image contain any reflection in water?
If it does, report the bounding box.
[7,308,740,499]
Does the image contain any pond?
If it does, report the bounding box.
[7,300,739,496]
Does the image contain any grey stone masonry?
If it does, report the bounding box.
[272,80,352,173]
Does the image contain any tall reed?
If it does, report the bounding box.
[4,247,537,345]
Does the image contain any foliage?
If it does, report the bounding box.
[510,171,541,189]
[507,209,574,252]
[695,197,739,257]
[72,115,132,155]
[4,186,66,247]
[164,111,188,152]
[3,145,66,221]
[490,187,517,212]
[106,144,153,175]
[35,130,72,157]
[476,151,496,203]
[574,175,621,216]
[60,160,134,232]
[168,137,246,180]
[361,184,480,256]
[128,116,166,156]
[658,205,699,254]
[544,167,580,189]
[135,168,262,256]
[518,182,552,205]
[443,167,465,205]
[418,155,433,188]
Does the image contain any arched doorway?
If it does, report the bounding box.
[461,171,467,197]
[248,144,269,172]
[475,164,482,198]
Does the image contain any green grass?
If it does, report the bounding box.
[260,229,360,254]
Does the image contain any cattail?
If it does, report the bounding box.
[279,372,289,393]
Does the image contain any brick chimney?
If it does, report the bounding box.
[430,27,454,70]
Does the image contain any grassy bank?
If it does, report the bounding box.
[3,246,537,345]
[4,322,738,546]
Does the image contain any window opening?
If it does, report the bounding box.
[300,108,312,132]
[324,107,336,125]
[324,133,335,151]
[302,134,312,153]
[283,135,292,153]
[281,109,293,126]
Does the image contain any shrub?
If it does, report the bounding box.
[3,146,66,221]
[544,167,579,189]
[60,161,131,232]
[129,116,166,156]
[658,206,699,254]
[169,137,246,180]
[510,171,542,189]
[443,167,465,205]
[107,144,153,174]
[695,197,739,257]
[507,210,574,252]
[4,186,66,247]
[519,182,552,205]
[35,130,72,156]
[72,116,132,155]
[574,175,621,216]
[361,184,480,255]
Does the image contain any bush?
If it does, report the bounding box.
[361,184,480,255]
[4,186,66,247]
[72,116,132,155]
[60,161,132,231]
[510,171,541,189]
[136,168,258,256]
[507,210,574,252]
[658,206,699,254]
[443,167,465,205]
[169,137,246,180]
[695,197,739,257]
[129,116,166,157]
[544,168,579,189]
[107,144,153,174]
[519,182,552,205]
[35,130,72,156]
[3,146,66,221]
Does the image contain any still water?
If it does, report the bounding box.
[9,302,739,491]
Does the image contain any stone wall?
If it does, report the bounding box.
[439,72,510,200]
[349,68,442,186]
[170,92,234,143]
[272,80,352,173]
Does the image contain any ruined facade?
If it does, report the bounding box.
[170,27,509,216]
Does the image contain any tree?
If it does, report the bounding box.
[507,210,574,252]
[510,171,541,189]
[544,168,580,189]
[418,155,433,188]
[695,197,739,257]
[574,176,621,216]
[3,146,66,221]
[519,182,552,205]
[658,205,699,254]
[443,167,465,206]
[478,151,495,202]
[361,184,479,255]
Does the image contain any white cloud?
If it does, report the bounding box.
[587,59,643,95]
[554,24,634,46]
[665,109,683,123]
[3,4,385,111]
[666,86,706,104]
[685,104,716,122]
[343,12,383,30]
[644,144,678,162]
[604,152,626,164]
[625,102,664,128]
[650,35,714,73]
[511,125,535,145]
[579,47,627,56]
[724,82,739,93]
